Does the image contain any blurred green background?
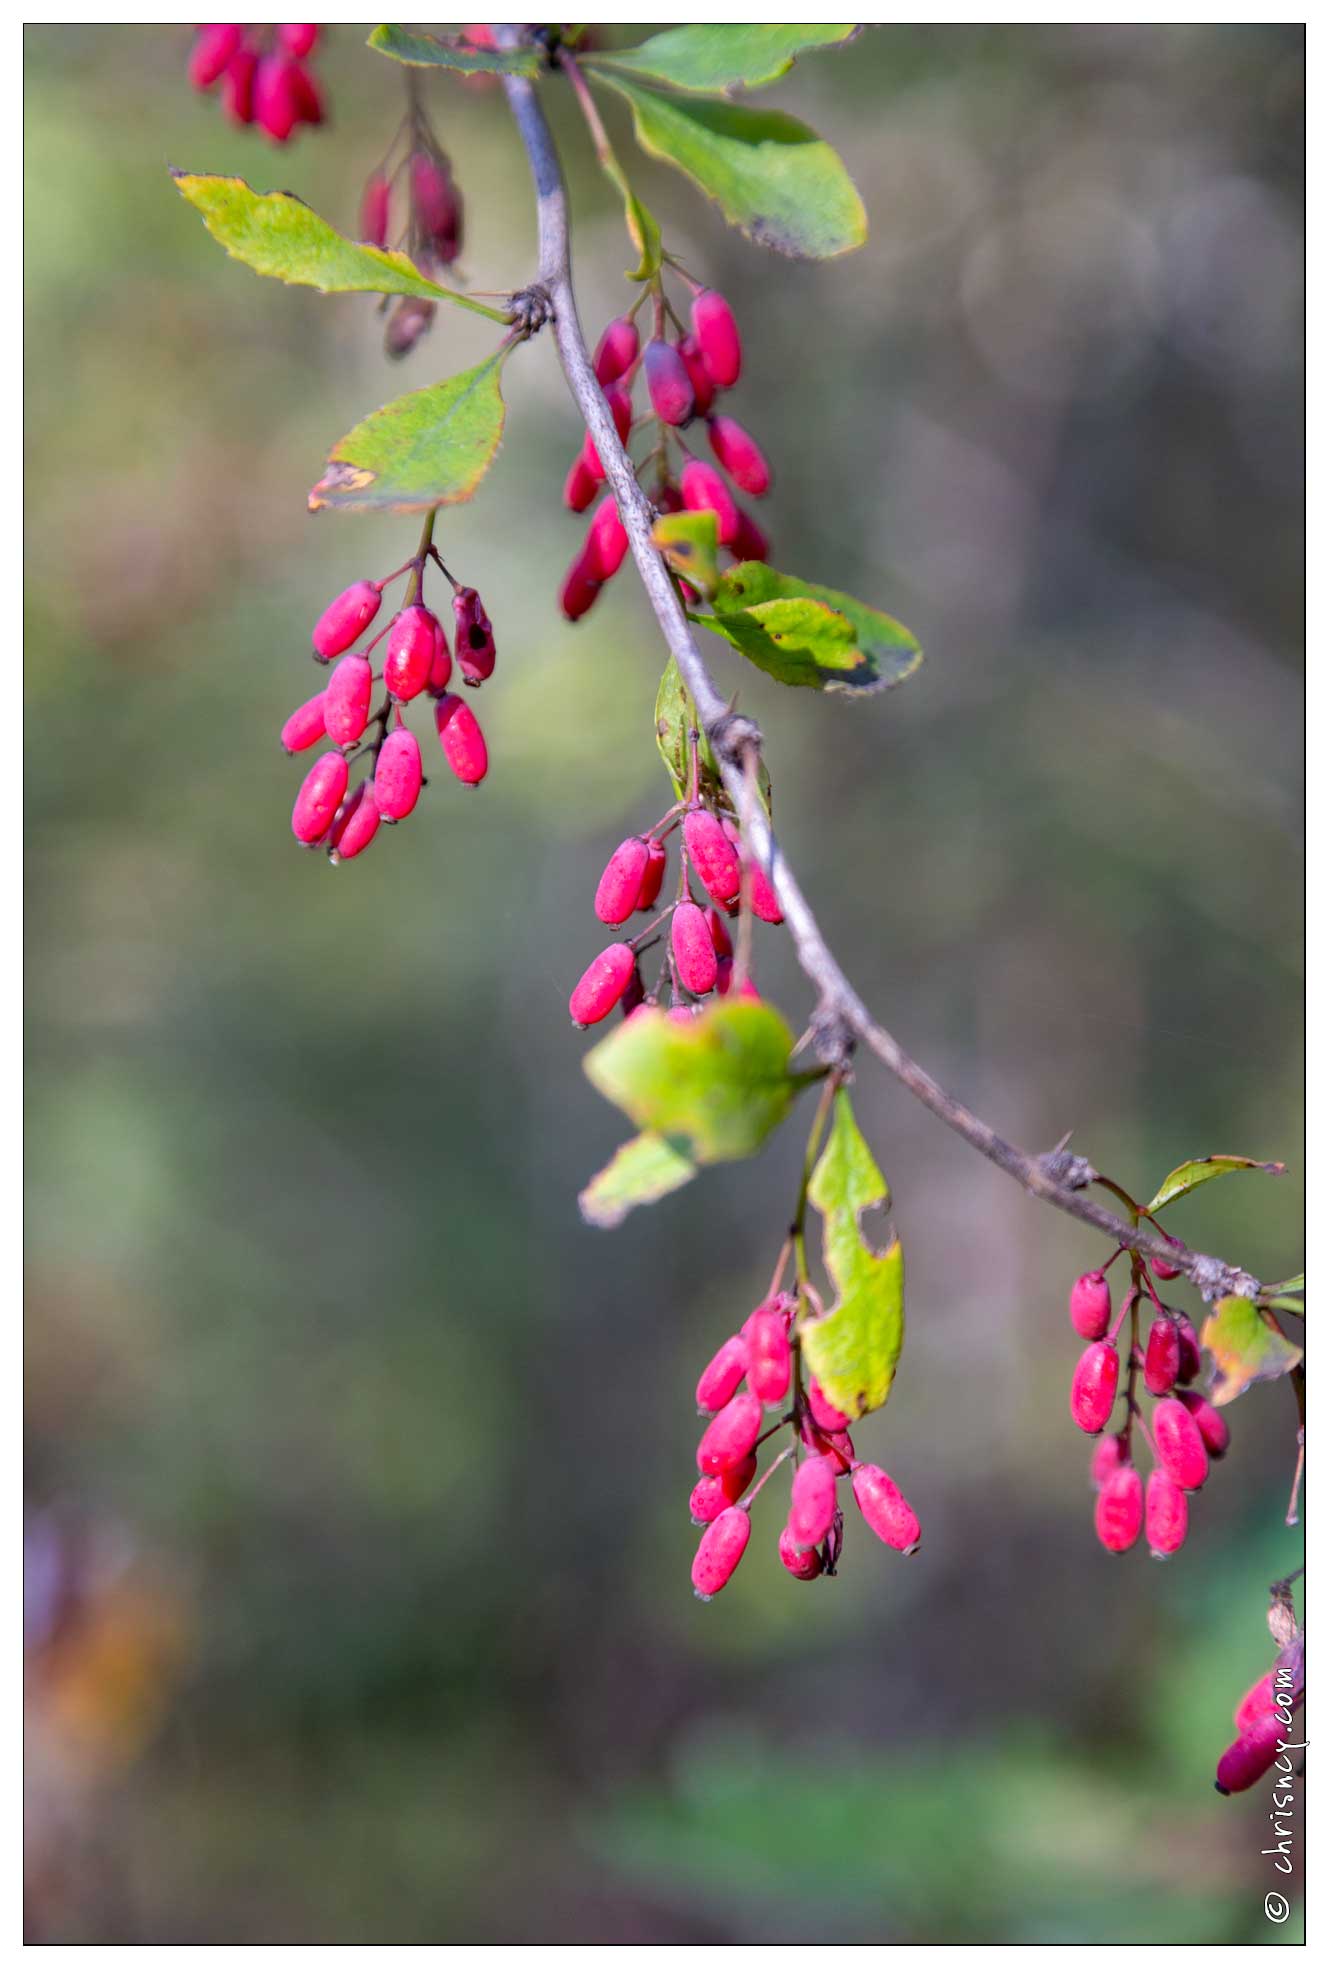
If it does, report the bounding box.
[25,22,1304,1945]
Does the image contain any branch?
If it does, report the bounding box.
[498,48,1263,1305]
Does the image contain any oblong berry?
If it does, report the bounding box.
[1070,1341,1119,1434]
[643,338,695,426]
[411,152,461,261]
[433,693,488,785]
[1178,1388,1230,1459]
[1151,1235,1183,1281]
[190,23,242,89]
[281,689,327,754]
[278,24,318,57]
[788,1456,837,1550]
[564,454,598,513]
[291,750,348,846]
[778,1524,824,1580]
[684,809,742,907]
[689,1455,757,1525]
[1094,1464,1143,1553]
[707,907,734,960]
[253,53,301,142]
[360,171,391,247]
[582,385,633,479]
[327,782,380,864]
[691,1505,750,1601]
[807,1379,850,1433]
[731,507,770,564]
[569,942,636,1028]
[1145,1467,1188,1558]
[586,498,629,581]
[1215,1709,1286,1795]
[1175,1317,1202,1384]
[802,1421,855,1474]
[593,316,639,385]
[851,1463,921,1554]
[696,1333,748,1414]
[1152,1397,1209,1491]
[1234,1671,1276,1735]
[289,60,323,126]
[1089,1433,1129,1489]
[680,458,739,547]
[692,288,742,389]
[676,333,715,418]
[220,45,257,124]
[427,616,453,695]
[559,548,602,622]
[1144,1316,1181,1396]
[721,819,784,924]
[384,605,438,702]
[695,1390,763,1477]
[312,579,381,660]
[322,654,373,745]
[595,837,651,928]
[672,901,718,996]
[708,415,771,497]
[452,587,496,687]
[742,1301,791,1407]
[1068,1270,1112,1341]
[384,296,435,360]
[374,727,423,823]
[635,837,667,911]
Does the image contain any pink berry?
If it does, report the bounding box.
[778,1524,825,1580]
[427,617,453,696]
[288,60,323,126]
[586,498,629,581]
[1094,1464,1144,1553]
[451,587,495,687]
[360,171,391,247]
[721,819,783,924]
[635,838,667,912]
[322,654,373,745]
[253,53,301,142]
[1215,1709,1287,1795]
[1144,1467,1188,1558]
[189,24,242,90]
[564,455,598,513]
[411,153,462,262]
[742,1301,791,1406]
[683,809,742,907]
[689,1456,756,1525]
[708,416,770,497]
[1070,1341,1119,1435]
[433,693,487,785]
[595,837,652,928]
[707,907,734,959]
[1234,1671,1277,1735]
[1151,1235,1183,1281]
[1177,1388,1230,1459]
[787,1456,837,1550]
[1068,1270,1112,1341]
[731,507,770,564]
[691,1506,750,1601]
[374,726,423,823]
[1175,1317,1202,1384]
[676,334,715,418]
[672,901,718,996]
[804,1422,855,1475]
[1152,1397,1209,1491]
[384,296,435,360]
[643,338,695,426]
[680,458,739,547]
[220,44,257,124]
[581,385,633,479]
[696,1391,763,1477]
[280,689,327,754]
[312,579,381,661]
[569,943,636,1028]
[851,1463,921,1554]
[807,1380,850,1432]
[383,605,437,702]
[696,1333,748,1414]
[593,316,639,385]
[559,548,602,622]
[1143,1316,1181,1396]
[327,782,380,864]
[291,750,348,846]
[278,23,318,57]
[1089,1433,1129,1488]
[692,289,742,389]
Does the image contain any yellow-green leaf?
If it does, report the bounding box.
[652,508,720,598]
[707,562,922,694]
[1201,1296,1303,1407]
[309,356,505,514]
[579,1131,697,1228]
[367,26,542,75]
[1146,1155,1287,1214]
[799,1090,904,1420]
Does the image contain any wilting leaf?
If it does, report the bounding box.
[579,1131,697,1228]
[653,654,771,814]
[1201,1296,1303,1407]
[367,25,542,74]
[652,508,720,598]
[584,24,859,95]
[593,76,867,260]
[1146,1155,1287,1214]
[706,562,922,694]
[799,1090,905,1420]
[309,356,505,514]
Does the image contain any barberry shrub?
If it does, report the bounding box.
[173,23,1304,1787]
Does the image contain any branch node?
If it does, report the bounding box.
[1038,1145,1098,1191]
[809,1000,856,1073]
[707,712,763,767]
[507,283,553,339]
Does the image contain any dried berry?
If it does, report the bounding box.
[452,587,496,686]
[1094,1464,1144,1553]
[1144,1467,1188,1557]
[691,1505,751,1601]
[1069,1340,1119,1435]
[433,693,488,785]
[1068,1270,1112,1341]
[312,579,381,661]
[1152,1397,1209,1491]
[672,901,719,996]
[291,750,348,846]
[323,654,373,746]
[851,1463,921,1554]
[569,942,636,1028]
[374,726,423,823]
[695,1391,763,1476]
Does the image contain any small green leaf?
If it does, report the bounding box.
[170,171,507,322]
[704,562,922,694]
[579,1131,697,1228]
[593,76,867,260]
[1201,1296,1303,1408]
[623,188,664,280]
[653,655,771,813]
[651,509,720,598]
[799,1090,904,1420]
[309,356,505,514]
[585,25,859,95]
[583,1000,799,1165]
[367,25,542,74]
[1146,1155,1287,1214]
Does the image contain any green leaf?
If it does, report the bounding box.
[651,509,720,598]
[1146,1155,1287,1214]
[623,187,664,280]
[583,1000,800,1165]
[308,356,505,514]
[593,76,867,260]
[705,562,922,694]
[366,25,542,75]
[1200,1297,1303,1408]
[799,1090,905,1420]
[579,1131,697,1228]
[653,655,771,814]
[170,171,507,322]
[585,25,860,95]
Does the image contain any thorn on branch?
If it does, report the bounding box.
[1038,1145,1098,1191]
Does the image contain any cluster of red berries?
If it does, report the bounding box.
[1068,1262,1230,1558]
[560,281,771,621]
[1215,1661,1304,1795]
[687,1298,921,1599]
[187,24,324,141]
[282,546,493,863]
[567,790,784,1027]
[358,127,463,360]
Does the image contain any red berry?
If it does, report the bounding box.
[633,838,667,912]
[643,339,695,427]
[253,54,302,142]
[714,956,734,996]
[433,693,488,785]
[692,289,742,389]
[581,385,633,479]
[1143,1316,1181,1396]
[280,689,327,754]
[1069,1270,1112,1341]
[1070,1341,1119,1434]
[708,416,770,497]
[384,296,436,360]
[695,1391,763,1476]
[595,837,652,927]
[1177,1388,1230,1459]
[1234,1671,1277,1735]
[383,605,437,702]
[559,548,602,622]
[278,24,318,57]
[742,1300,791,1406]
[1175,1317,1202,1384]
[1152,1236,1183,1280]
[1089,1433,1129,1488]
[427,616,453,696]
[720,819,783,924]
[672,901,718,996]
[593,316,639,385]
[220,45,258,124]
[586,498,630,581]
[360,171,391,247]
[1215,1709,1287,1795]
[451,588,496,686]
[676,334,715,417]
[569,942,636,1027]
[683,809,742,907]
[851,1464,921,1554]
[291,750,348,846]
[807,1380,850,1432]
[691,1505,751,1600]
[312,579,380,660]
[374,727,423,823]
[189,24,242,90]
[778,1524,824,1580]
[706,907,734,960]
[802,1420,855,1474]
[1094,1464,1144,1553]
[787,1456,837,1550]
[289,61,324,126]
[680,458,739,547]
[689,1455,756,1525]
[327,782,380,864]
[411,153,462,262]
[696,1333,748,1414]
[1152,1397,1209,1491]
[322,654,373,746]
[564,455,598,513]
[1144,1467,1188,1557]
[730,507,770,564]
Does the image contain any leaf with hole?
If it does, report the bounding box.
[579,1131,697,1228]
[584,24,860,95]
[1201,1296,1303,1407]
[367,25,542,74]
[309,356,506,514]
[704,563,922,694]
[799,1091,905,1420]
[1146,1155,1287,1214]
